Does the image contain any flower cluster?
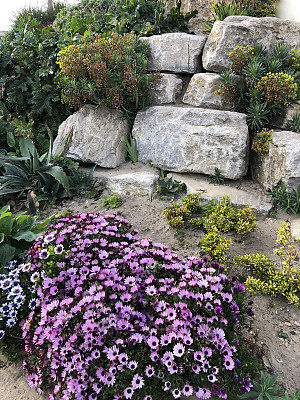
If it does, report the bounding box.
[20,213,255,400]
[256,72,298,106]
[251,128,273,153]
[56,33,156,119]
[229,45,254,75]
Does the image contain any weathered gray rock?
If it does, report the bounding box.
[271,103,300,130]
[291,218,300,239]
[132,106,249,179]
[252,131,300,191]
[182,72,233,110]
[165,0,213,34]
[150,73,183,104]
[81,162,159,196]
[203,16,300,73]
[53,105,129,168]
[140,33,207,73]
[169,172,273,214]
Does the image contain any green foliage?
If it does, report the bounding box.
[269,182,300,214]
[234,222,300,306]
[212,0,252,21]
[164,194,257,235]
[207,0,276,28]
[199,228,232,265]
[217,43,300,134]
[0,205,49,269]
[122,135,138,163]
[53,0,197,38]
[286,113,300,133]
[289,49,300,71]
[56,33,155,121]
[157,171,187,199]
[0,18,71,152]
[209,167,225,185]
[239,371,300,399]
[251,128,273,153]
[101,193,122,209]
[0,137,93,205]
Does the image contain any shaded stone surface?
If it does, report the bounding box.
[140,33,207,73]
[182,72,233,110]
[53,105,129,168]
[132,105,249,179]
[150,73,183,104]
[252,131,300,191]
[202,16,300,73]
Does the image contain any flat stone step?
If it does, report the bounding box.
[81,162,159,196]
[169,172,273,214]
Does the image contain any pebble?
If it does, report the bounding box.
[285,322,292,327]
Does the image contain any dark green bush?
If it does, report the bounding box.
[0,19,71,152]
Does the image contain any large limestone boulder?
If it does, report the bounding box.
[182,72,233,110]
[252,131,300,191]
[150,73,183,104]
[132,106,249,179]
[140,33,207,73]
[53,105,130,168]
[202,16,300,73]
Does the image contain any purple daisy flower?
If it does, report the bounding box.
[182,385,193,396]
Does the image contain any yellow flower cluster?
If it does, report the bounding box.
[256,72,297,106]
[228,45,254,74]
[251,128,273,153]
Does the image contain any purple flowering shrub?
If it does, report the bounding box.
[21,212,256,400]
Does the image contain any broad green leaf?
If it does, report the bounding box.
[44,166,70,194]
[0,215,13,235]
[13,231,37,242]
[0,244,15,266]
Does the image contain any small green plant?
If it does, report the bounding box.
[122,135,138,163]
[0,205,50,269]
[286,114,300,133]
[212,0,252,21]
[277,330,288,340]
[251,128,273,153]
[235,222,300,306]
[289,49,300,71]
[157,171,186,199]
[239,371,299,399]
[199,228,232,265]
[0,137,70,203]
[209,167,225,185]
[101,193,122,209]
[269,182,300,214]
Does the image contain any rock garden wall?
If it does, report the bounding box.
[53,16,300,204]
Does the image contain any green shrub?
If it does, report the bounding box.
[217,43,300,134]
[0,19,71,152]
[0,206,50,269]
[157,171,187,199]
[200,228,232,265]
[56,33,156,120]
[101,192,122,209]
[251,128,273,153]
[0,137,94,205]
[269,182,300,214]
[289,49,300,71]
[53,0,197,37]
[234,222,300,306]
[286,114,300,133]
[164,194,257,235]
